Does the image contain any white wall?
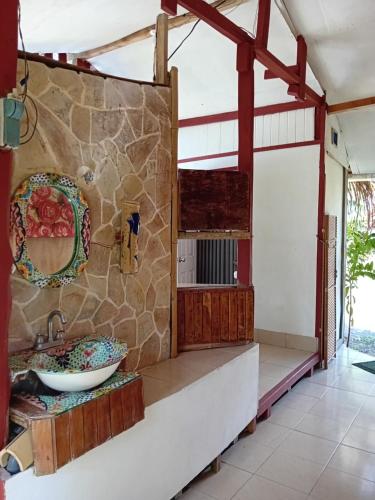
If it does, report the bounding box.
[6,346,259,500]
[253,145,320,337]
[179,108,315,167]
[325,115,349,169]
[325,154,345,338]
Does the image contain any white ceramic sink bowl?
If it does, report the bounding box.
[30,336,128,392]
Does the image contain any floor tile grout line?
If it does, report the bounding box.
[251,472,317,497]
[326,461,375,485]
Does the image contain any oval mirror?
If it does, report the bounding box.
[10,173,90,288]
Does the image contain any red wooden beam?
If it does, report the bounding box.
[177,139,320,164]
[161,0,177,15]
[163,0,323,106]
[236,43,255,287]
[256,48,322,106]
[0,0,19,456]
[264,65,298,79]
[178,100,315,127]
[287,35,307,101]
[166,0,251,44]
[58,52,67,63]
[256,0,271,48]
[314,101,327,342]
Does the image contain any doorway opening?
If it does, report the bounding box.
[177,239,237,287]
[345,177,375,355]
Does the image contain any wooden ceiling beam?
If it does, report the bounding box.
[76,0,250,60]
[327,96,375,114]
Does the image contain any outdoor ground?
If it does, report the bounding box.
[346,275,375,355]
[349,329,375,356]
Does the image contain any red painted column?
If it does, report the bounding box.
[236,43,255,287]
[315,101,327,342]
[0,0,19,457]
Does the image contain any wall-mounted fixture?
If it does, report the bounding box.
[0,95,25,149]
[331,127,339,147]
[121,201,140,274]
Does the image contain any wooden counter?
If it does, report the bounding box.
[177,286,254,351]
[10,375,144,476]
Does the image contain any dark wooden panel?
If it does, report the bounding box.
[121,384,134,430]
[129,378,145,428]
[31,419,56,476]
[177,290,185,348]
[55,411,71,469]
[96,394,111,445]
[220,292,230,342]
[193,292,203,342]
[211,292,221,343]
[110,389,124,437]
[245,289,254,342]
[178,170,249,231]
[202,292,212,343]
[70,406,85,459]
[177,286,254,350]
[184,292,195,345]
[14,376,145,476]
[83,400,98,452]
[237,291,246,340]
[229,292,238,341]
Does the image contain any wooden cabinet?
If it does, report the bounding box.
[178,170,250,231]
[177,286,254,351]
[10,376,144,476]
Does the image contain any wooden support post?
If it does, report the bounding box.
[170,67,179,358]
[315,102,327,344]
[0,0,18,453]
[154,13,169,85]
[246,417,256,434]
[236,43,255,287]
[211,455,221,473]
[58,53,67,63]
[287,35,307,101]
[256,0,271,48]
[161,0,177,15]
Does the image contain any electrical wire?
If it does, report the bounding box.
[20,95,38,145]
[168,18,201,61]
[18,5,29,102]
[168,0,228,61]
[18,4,38,145]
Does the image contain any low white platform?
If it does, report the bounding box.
[6,344,259,500]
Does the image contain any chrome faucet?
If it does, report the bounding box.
[34,310,67,350]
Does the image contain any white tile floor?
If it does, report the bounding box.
[258,344,314,398]
[181,345,375,500]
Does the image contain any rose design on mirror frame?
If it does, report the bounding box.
[37,199,62,225]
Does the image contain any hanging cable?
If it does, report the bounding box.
[168,0,228,61]
[18,4,39,145]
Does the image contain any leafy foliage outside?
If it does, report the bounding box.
[345,221,375,345]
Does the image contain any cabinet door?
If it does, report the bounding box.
[322,215,337,368]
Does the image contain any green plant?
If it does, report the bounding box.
[345,222,375,346]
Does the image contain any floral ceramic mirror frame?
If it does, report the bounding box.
[10,173,90,288]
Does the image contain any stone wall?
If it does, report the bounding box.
[9,59,172,370]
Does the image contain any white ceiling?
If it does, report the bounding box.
[281,0,375,173]
[20,0,321,118]
[20,0,375,173]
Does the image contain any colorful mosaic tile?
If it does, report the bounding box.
[29,335,128,373]
[12,371,140,416]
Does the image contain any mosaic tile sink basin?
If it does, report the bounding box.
[29,336,128,392]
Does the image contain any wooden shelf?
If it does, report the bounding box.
[10,375,144,476]
[178,231,251,240]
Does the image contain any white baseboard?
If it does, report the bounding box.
[255,328,318,353]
